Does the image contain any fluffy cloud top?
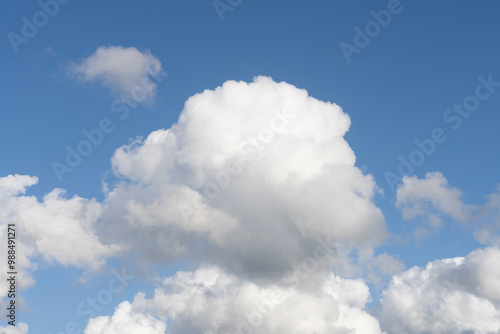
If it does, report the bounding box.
[101,76,387,280]
[84,301,166,334]
[68,46,164,102]
[85,266,383,334]
[380,246,500,334]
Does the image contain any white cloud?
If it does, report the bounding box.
[396,172,500,245]
[0,174,38,196]
[84,301,166,334]
[0,174,119,271]
[81,75,394,332]
[85,266,383,334]
[474,187,500,246]
[100,76,388,280]
[42,47,56,56]
[68,46,164,103]
[0,174,119,312]
[396,172,470,223]
[380,246,500,334]
[0,323,28,334]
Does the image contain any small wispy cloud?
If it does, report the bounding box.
[67,46,164,103]
[42,47,57,56]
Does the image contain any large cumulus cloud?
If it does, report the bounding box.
[3,77,403,333]
[81,76,393,333]
[100,76,388,280]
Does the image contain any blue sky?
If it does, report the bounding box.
[2,1,500,333]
